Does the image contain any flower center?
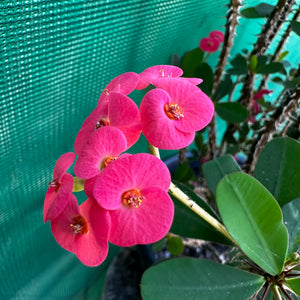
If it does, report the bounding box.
[48,178,60,192]
[70,215,88,235]
[122,189,144,208]
[103,88,109,96]
[101,156,117,169]
[95,118,110,130]
[164,103,184,120]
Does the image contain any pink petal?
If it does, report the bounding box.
[140,88,195,150]
[154,78,214,133]
[74,126,127,179]
[109,186,174,247]
[97,72,140,104]
[136,65,183,90]
[93,153,171,210]
[44,173,74,222]
[75,198,111,267]
[53,152,75,181]
[50,194,80,253]
[209,30,224,43]
[74,92,141,155]
[84,176,98,200]
[199,37,220,52]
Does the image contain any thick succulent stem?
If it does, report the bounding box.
[207,0,242,160]
[239,0,295,108]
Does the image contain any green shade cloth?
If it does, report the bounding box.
[0,0,299,299]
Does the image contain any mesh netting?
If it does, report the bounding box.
[1,0,299,299]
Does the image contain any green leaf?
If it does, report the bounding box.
[277,51,289,62]
[241,3,274,18]
[194,63,214,96]
[166,236,184,255]
[284,77,300,89]
[286,277,300,296]
[172,162,195,183]
[227,54,248,75]
[254,137,300,206]
[141,258,265,300]
[181,48,204,77]
[216,173,288,275]
[215,102,248,123]
[282,198,300,257]
[291,21,300,37]
[256,62,285,74]
[249,55,258,72]
[257,55,269,66]
[170,182,232,245]
[202,154,241,195]
[255,3,275,17]
[214,75,233,101]
[152,237,167,252]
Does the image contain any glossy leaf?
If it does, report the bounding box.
[202,154,241,195]
[254,137,300,206]
[215,102,248,123]
[249,55,258,72]
[256,62,285,74]
[194,63,214,96]
[141,258,265,300]
[216,173,288,275]
[214,75,233,101]
[170,182,232,245]
[227,54,248,75]
[284,77,300,89]
[282,198,300,257]
[291,21,300,36]
[181,47,204,77]
[286,277,300,296]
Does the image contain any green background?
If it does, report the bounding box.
[1,0,299,299]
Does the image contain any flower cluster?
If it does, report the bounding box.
[199,30,224,53]
[44,65,214,266]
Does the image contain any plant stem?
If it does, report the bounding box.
[148,143,237,245]
[271,284,283,300]
[168,182,237,245]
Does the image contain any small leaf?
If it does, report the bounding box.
[181,48,204,77]
[277,51,289,62]
[214,75,233,101]
[257,55,269,66]
[254,3,275,17]
[286,277,300,296]
[202,154,241,195]
[227,54,248,75]
[141,258,265,300]
[194,63,214,96]
[249,55,258,72]
[284,77,300,89]
[217,173,288,275]
[291,21,300,36]
[256,62,285,74]
[170,182,231,245]
[167,236,184,255]
[241,7,260,18]
[172,162,195,183]
[215,102,248,123]
[282,198,300,257]
[254,137,300,206]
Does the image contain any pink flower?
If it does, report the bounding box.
[136,65,202,90]
[248,89,273,123]
[209,30,224,43]
[51,196,111,267]
[74,92,141,155]
[97,72,140,105]
[139,78,214,150]
[74,126,127,180]
[253,89,273,101]
[93,153,174,247]
[43,152,75,222]
[199,37,220,52]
